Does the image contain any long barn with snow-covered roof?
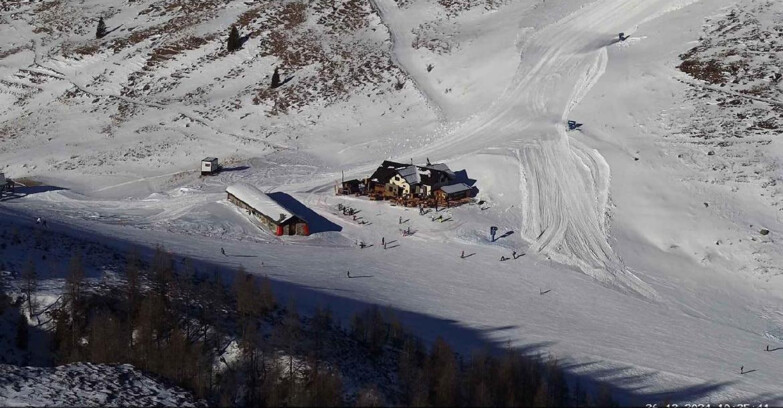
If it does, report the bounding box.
[226,183,309,236]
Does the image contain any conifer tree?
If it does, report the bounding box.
[21,258,37,318]
[271,67,281,88]
[227,26,240,52]
[96,17,107,39]
[16,315,29,350]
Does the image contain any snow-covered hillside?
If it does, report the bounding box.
[2,0,783,404]
[0,363,205,407]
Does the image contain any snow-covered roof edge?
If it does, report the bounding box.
[226,183,294,224]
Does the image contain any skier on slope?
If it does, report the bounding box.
[221,247,226,256]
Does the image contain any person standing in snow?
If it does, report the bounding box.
[221,247,226,256]
[740,366,744,374]
[512,251,517,259]
[381,237,385,246]
[347,271,351,278]
[460,250,465,259]
[399,216,402,224]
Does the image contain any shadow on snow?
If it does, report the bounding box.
[0,207,778,406]
[267,192,342,234]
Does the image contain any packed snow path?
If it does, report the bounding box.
[376,0,703,296]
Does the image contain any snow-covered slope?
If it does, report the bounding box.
[3,0,783,404]
[0,363,204,407]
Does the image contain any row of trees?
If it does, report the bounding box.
[47,247,343,405]
[348,306,616,407]
[25,244,617,406]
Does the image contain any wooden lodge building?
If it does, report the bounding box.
[339,160,474,207]
[226,183,309,236]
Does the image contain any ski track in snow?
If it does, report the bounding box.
[384,0,698,297]
[5,0,783,404]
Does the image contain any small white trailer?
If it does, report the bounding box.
[201,157,220,175]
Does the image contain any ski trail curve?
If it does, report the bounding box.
[392,0,700,297]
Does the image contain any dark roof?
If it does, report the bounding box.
[440,183,471,194]
[369,160,455,186]
[380,160,409,169]
[369,167,398,183]
[397,166,421,184]
[422,163,455,178]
